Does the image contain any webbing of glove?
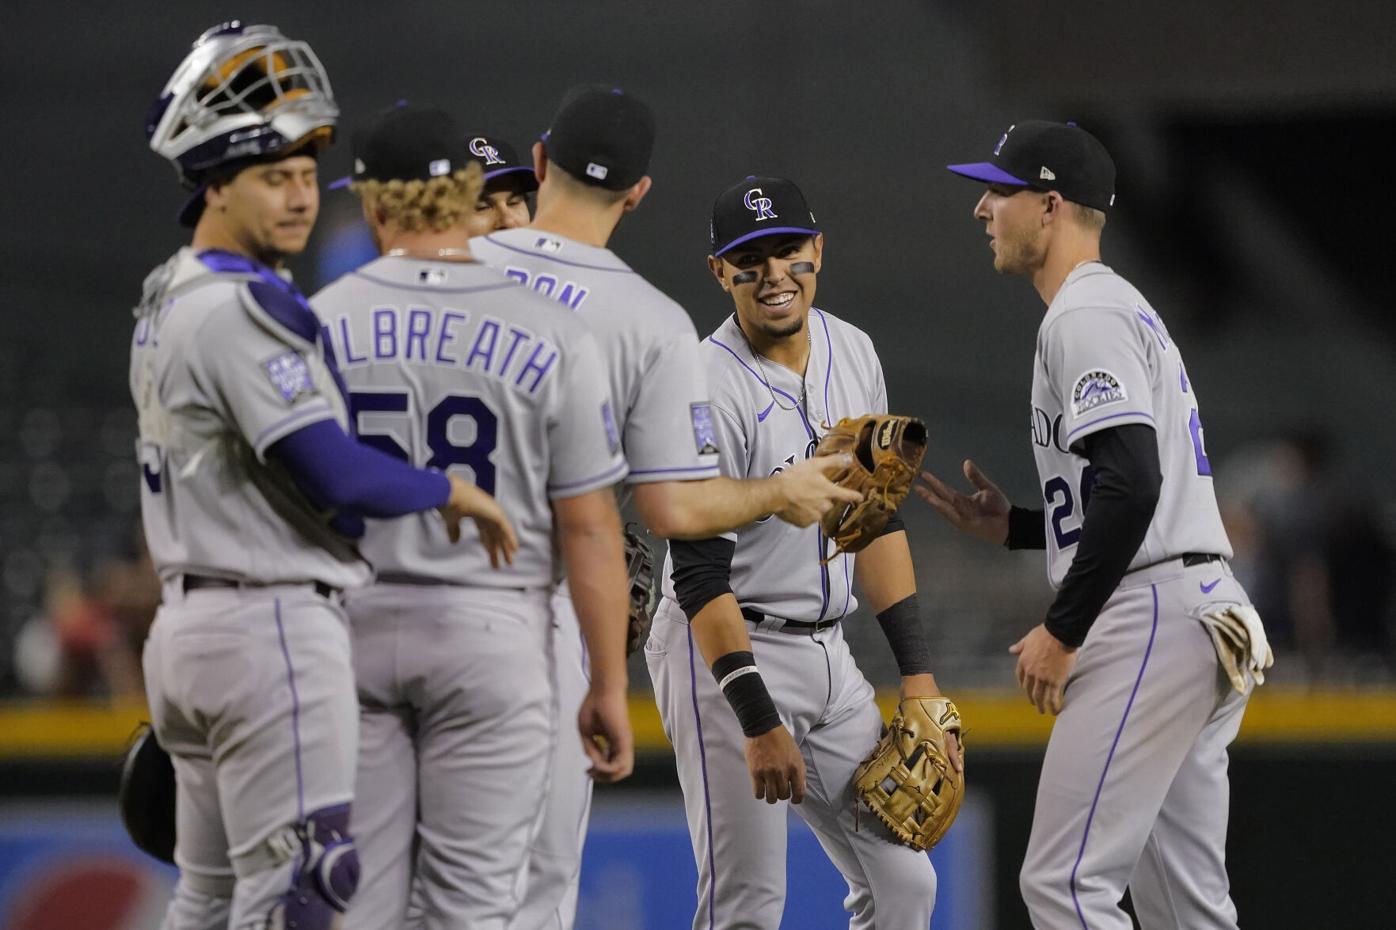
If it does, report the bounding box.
[814,415,928,559]
[852,697,963,851]
[623,525,660,656]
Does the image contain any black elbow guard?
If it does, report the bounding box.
[671,537,736,620]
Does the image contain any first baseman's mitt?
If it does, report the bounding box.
[853,697,963,851]
[118,723,177,864]
[624,525,660,655]
[814,415,927,557]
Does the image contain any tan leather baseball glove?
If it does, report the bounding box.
[853,697,964,851]
[814,415,927,557]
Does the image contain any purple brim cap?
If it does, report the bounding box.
[946,162,1030,186]
[328,175,353,190]
[713,225,820,258]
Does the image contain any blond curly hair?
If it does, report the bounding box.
[350,163,485,233]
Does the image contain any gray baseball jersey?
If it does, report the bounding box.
[1031,262,1232,585]
[133,248,363,928]
[659,308,886,622]
[1019,262,1252,929]
[131,247,369,589]
[470,228,720,484]
[646,306,937,930]
[312,255,626,588]
[470,228,718,930]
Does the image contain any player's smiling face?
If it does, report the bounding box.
[710,233,823,342]
[465,178,532,237]
[975,184,1047,275]
[206,154,321,262]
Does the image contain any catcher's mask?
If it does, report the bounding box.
[145,21,338,219]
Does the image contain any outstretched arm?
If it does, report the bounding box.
[630,454,861,540]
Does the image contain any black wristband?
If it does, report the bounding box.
[711,650,781,737]
[875,593,933,677]
[1006,505,1047,550]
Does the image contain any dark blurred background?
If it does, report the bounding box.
[0,3,1393,928]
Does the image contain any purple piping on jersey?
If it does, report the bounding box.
[1069,583,1159,929]
[812,308,833,424]
[1064,410,1155,442]
[480,234,636,273]
[708,336,804,412]
[254,403,336,452]
[349,271,521,296]
[687,625,718,930]
[711,329,828,618]
[273,598,306,819]
[628,464,722,477]
[548,460,630,493]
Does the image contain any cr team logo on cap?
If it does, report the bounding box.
[744,188,778,221]
[468,137,505,166]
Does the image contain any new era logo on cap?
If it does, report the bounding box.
[946,119,1117,213]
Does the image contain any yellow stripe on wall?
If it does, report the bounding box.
[2,689,1396,758]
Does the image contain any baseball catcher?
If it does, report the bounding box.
[815,415,928,557]
[853,697,965,851]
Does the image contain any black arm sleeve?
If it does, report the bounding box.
[671,537,737,620]
[1043,424,1162,648]
[1005,506,1046,550]
[879,511,906,537]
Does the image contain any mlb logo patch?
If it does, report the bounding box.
[602,402,621,455]
[536,237,564,254]
[264,351,315,404]
[1071,369,1127,417]
[690,403,720,456]
[586,162,609,180]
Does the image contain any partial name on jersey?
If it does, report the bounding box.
[326,306,560,396]
[1070,368,1128,417]
[690,403,720,455]
[264,351,315,404]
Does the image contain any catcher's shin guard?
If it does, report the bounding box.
[262,804,360,930]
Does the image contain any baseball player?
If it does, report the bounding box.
[311,104,634,930]
[135,25,513,930]
[645,175,961,930]
[463,132,537,236]
[470,88,863,930]
[921,121,1260,928]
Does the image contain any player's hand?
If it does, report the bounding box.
[772,453,862,528]
[577,685,634,784]
[914,459,1011,545]
[438,475,519,568]
[899,673,963,773]
[1010,623,1077,715]
[744,725,806,805]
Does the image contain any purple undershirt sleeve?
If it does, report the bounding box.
[268,419,452,518]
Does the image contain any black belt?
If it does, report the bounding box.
[182,575,338,600]
[741,606,840,633]
[1181,553,1224,568]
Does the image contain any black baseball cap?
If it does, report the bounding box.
[947,120,1116,212]
[541,84,654,191]
[329,103,474,190]
[464,133,538,192]
[709,175,820,257]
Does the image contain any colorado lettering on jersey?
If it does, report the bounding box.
[502,267,590,311]
[328,306,560,395]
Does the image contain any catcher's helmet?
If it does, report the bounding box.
[145,22,338,191]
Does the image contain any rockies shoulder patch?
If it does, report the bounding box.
[1071,369,1127,417]
[264,351,315,404]
[690,403,720,456]
[602,401,622,455]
